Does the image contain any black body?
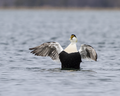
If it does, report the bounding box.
[59,51,82,70]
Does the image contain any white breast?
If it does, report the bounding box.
[64,43,77,53]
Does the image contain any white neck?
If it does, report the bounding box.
[64,42,77,53]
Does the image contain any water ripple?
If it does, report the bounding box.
[0,10,120,96]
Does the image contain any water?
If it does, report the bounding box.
[0,9,120,96]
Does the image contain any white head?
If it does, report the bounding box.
[69,34,77,43]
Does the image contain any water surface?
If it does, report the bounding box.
[0,9,120,96]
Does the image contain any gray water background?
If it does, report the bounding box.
[0,9,120,96]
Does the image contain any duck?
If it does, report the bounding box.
[29,34,97,70]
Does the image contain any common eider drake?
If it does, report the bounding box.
[29,34,97,70]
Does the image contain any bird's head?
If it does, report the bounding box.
[69,34,77,43]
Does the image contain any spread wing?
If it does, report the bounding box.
[29,42,63,61]
[79,44,97,61]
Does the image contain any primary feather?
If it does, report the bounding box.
[29,42,63,61]
[79,44,97,61]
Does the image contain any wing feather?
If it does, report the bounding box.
[79,44,97,61]
[29,42,63,61]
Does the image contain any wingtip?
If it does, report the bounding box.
[95,54,97,61]
[29,48,34,50]
[93,55,97,61]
